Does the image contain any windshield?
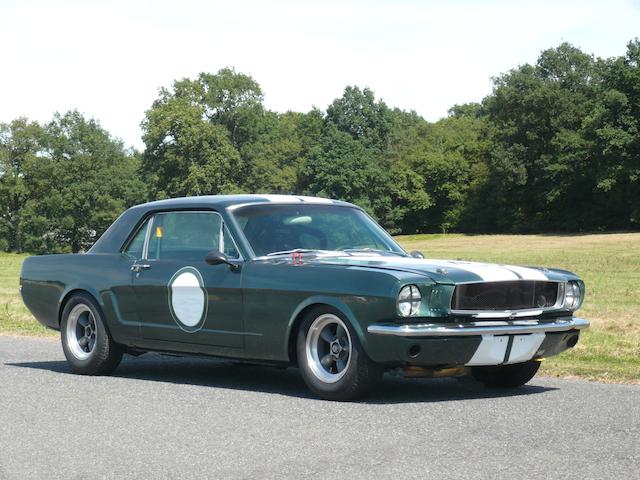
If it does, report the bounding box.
[231,204,407,257]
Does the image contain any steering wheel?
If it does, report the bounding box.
[291,225,328,250]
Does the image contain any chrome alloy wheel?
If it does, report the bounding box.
[305,313,352,384]
[66,304,97,360]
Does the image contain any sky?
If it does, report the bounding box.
[1,0,639,149]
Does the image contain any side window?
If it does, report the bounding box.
[123,218,150,259]
[147,211,222,261]
[222,224,240,259]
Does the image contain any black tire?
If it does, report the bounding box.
[471,360,541,388]
[296,306,383,401]
[60,293,123,375]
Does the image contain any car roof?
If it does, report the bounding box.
[130,194,356,211]
[89,195,358,254]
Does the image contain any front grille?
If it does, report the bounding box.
[451,281,560,311]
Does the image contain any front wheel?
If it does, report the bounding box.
[60,293,123,375]
[471,360,541,388]
[297,307,383,401]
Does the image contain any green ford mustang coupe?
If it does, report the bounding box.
[20,195,589,400]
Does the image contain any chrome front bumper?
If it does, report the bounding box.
[367,317,589,337]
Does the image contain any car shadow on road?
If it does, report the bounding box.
[6,353,557,404]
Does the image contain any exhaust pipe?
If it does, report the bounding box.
[403,366,469,378]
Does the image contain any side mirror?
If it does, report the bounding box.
[409,250,425,259]
[205,250,240,271]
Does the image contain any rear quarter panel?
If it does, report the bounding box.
[20,253,137,343]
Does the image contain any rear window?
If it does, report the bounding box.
[123,217,150,259]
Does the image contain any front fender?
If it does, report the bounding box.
[285,295,368,357]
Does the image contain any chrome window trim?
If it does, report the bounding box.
[219,219,225,253]
[225,207,256,259]
[142,215,153,260]
[121,216,153,260]
[221,222,242,260]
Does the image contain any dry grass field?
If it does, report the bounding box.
[1,232,638,382]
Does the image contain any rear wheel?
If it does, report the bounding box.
[471,360,541,388]
[297,307,383,401]
[60,293,123,375]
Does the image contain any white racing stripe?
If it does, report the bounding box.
[506,333,545,364]
[449,262,519,282]
[419,259,548,282]
[465,335,509,366]
[465,333,547,366]
[258,194,333,204]
[314,255,549,283]
[503,265,549,281]
[296,195,334,204]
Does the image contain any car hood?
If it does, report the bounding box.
[302,254,577,284]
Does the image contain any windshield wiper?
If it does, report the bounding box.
[339,248,408,257]
[265,249,343,257]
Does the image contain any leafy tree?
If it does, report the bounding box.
[581,40,640,228]
[243,110,322,193]
[479,43,599,231]
[0,118,44,252]
[301,125,394,222]
[386,111,485,233]
[325,86,392,149]
[142,90,242,198]
[142,68,266,197]
[24,111,145,253]
[302,89,431,233]
[196,68,264,149]
[448,102,483,119]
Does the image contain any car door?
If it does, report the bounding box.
[132,210,244,349]
[109,216,153,340]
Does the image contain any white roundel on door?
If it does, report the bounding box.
[168,267,208,332]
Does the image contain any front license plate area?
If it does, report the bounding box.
[465,333,546,366]
[505,333,545,364]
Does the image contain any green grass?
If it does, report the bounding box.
[396,232,640,383]
[0,253,53,336]
[2,233,639,382]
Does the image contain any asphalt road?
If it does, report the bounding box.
[0,336,638,480]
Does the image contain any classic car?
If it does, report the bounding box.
[20,194,589,400]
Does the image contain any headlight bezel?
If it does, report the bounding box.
[397,284,422,317]
[563,280,583,311]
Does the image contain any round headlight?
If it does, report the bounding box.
[398,285,421,317]
[564,281,581,310]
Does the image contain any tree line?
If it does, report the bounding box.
[1,40,639,253]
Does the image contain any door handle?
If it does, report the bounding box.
[131,263,151,272]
